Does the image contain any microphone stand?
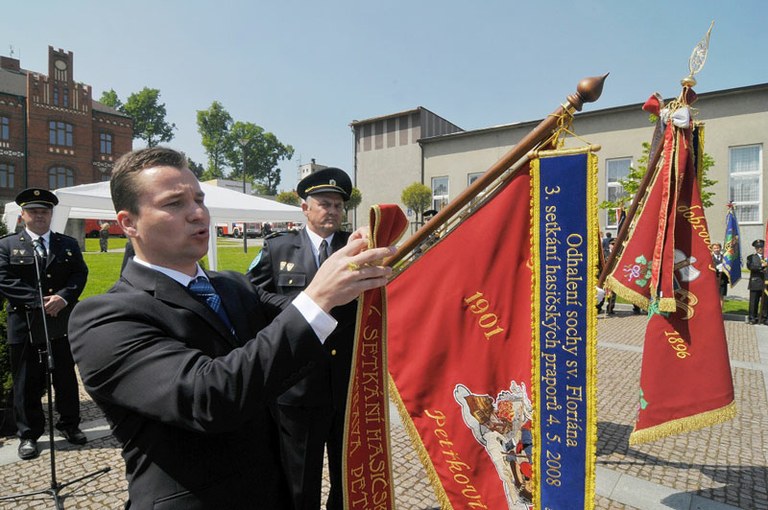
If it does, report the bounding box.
[0,239,109,509]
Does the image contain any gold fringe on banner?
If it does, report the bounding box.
[530,148,599,510]
[529,157,543,508]
[629,400,737,445]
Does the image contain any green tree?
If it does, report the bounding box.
[187,158,205,179]
[251,183,272,196]
[123,87,176,147]
[401,182,432,221]
[344,187,362,224]
[599,139,717,217]
[197,101,233,179]
[226,122,294,195]
[276,190,300,206]
[99,89,124,111]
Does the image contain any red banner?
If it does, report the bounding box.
[388,169,534,509]
[607,125,681,312]
[607,94,736,443]
[344,204,408,509]
[629,123,736,443]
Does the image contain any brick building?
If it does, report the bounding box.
[0,46,133,210]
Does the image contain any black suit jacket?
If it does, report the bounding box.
[747,253,767,291]
[0,230,88,343]
[248,229,357,410]
[69,260,327,509]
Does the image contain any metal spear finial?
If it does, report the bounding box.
[682,21,714,87]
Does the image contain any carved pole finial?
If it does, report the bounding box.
[567,74,610,111]
[682,21,714,87]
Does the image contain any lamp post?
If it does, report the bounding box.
[239,138,248,254]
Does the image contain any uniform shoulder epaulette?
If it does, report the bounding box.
[0,232,15,240]
[52,232,77,242]
[265,230,296,240]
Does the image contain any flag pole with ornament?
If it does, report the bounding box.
[604,21,736,444]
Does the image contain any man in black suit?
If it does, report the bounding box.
[746,239,767,324]
[0,188,88,460]
[248,167,354,510]
[68,147,392,509]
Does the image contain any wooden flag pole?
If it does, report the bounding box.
[387,74,609,267]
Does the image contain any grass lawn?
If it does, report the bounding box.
[615,293,748,315]
[80,238,261,300]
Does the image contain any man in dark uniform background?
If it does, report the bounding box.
[0,188,88,460]
[247,167,355,510]
[746,239,767,325]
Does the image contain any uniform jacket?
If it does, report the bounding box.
[0,230,87,343]
[248,228,357,410]
[747,253,767,291]
[68,260,327,510]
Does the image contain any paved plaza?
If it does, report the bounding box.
[0,310,766,509]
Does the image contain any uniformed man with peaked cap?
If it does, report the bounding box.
[0,187,89,459]
[248,167,355,510]
[747,239,768,324]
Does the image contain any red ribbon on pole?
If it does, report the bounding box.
[343,204,407,509]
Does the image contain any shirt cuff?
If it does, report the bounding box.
[291,291,337,344]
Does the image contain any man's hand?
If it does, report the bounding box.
[305,238,394,312]
[346,226,371,245]
[43,295,67,317]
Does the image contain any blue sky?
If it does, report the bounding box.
[4,0,767,192]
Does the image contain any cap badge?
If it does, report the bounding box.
[329,179,336,186]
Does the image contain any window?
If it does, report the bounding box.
[49,121,73,147]
[0,116,8,140]
[431,176,449,211]
[605,158,631,228]
[63,87,69,107]
[100,132,113,154]
[467,172,483,186]
[729,144,762,223]
[49,166,74,189]
[0,163,14,188]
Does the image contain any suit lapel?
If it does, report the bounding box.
[123,261,240,349]
[298,228,319,281]
[208,272,247,345]
[330,231,348,255]
[46,234,59,268]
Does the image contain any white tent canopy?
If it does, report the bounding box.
[3,181,304,270]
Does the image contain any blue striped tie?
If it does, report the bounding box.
[188,277,235,335]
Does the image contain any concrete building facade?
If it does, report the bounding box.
[297,158,328,182]
[353,83,768,245]
[350,107,462,227]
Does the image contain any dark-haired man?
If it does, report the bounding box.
[69,147,393,509]
[0,188,88,460]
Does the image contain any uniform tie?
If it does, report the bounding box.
[188,276,235,335]
[318,239,329,267]
[33,237,47,266]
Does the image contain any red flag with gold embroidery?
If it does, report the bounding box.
[608,91,736,443]
[387,168,535,509]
